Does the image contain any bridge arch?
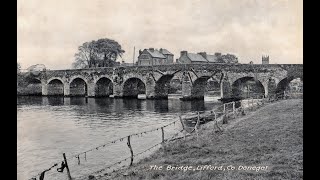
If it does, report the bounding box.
[190,76,221,99]
[231,76,265,98]
[122,77,146,98]
[94,75,113,84]
[69,77,88,96]
[47,77,65,85]
[154,74,175,98]
[192,76,211,99]
[95,77,113,97]
[276,76,303,94]
[122,73,147,85]
[47,78,64,96]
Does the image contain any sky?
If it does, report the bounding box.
[17,0,303,70]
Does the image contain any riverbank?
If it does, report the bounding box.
[100,99,303,180]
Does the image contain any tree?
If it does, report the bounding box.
[73,41,98,69]
[221,53,238,63]
[215,52,238,63]
[72,38,125,69]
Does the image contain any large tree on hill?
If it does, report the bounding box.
[72,38,125,69]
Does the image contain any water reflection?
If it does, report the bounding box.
[47,97,64,106]
[17,96,43,106]
[17,96,216,113]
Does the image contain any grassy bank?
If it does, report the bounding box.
[99,99,303,180]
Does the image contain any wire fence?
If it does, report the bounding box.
[27,91,300,180]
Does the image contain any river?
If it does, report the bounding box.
[17,96,222,180]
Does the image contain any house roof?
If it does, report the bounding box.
[187,53,208,62]
[146,49,166,59]
[206,54,218,62]
[160,49,173,55]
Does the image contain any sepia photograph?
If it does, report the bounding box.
[17,0,303,179]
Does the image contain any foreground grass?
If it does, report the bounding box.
[102,99,303,180]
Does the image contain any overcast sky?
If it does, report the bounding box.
[17,0,302,70]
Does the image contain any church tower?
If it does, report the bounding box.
[262,55,269,64]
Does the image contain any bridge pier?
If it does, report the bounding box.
[113,84,123,98]
[41,82,48,96]
[87,82,95,97]
[64,83,70,96]
[180,73,193,100]
[146,82,156,99]
[262,81,269,97]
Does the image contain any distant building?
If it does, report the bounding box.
[159,48,174,64]
[137,48,174,66]
[177,51,208,64]
[177,51,237,64]
[262,55,269,64]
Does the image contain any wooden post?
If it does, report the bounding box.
[223,104,226,114]
[251,98,254,109]
[196,112,200,141]
[179,116,185,130]
[212,110,217,121]
[161,126,166,152]
[233,102,236,111]
[197,112,200,122]
[77,155,80,165]
[233,102,235,116]
[127,136,134,166]
[179,116,187,140]
[62,153,72,180]
[161,127,165,143]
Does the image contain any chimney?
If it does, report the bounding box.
[159,48,163,54]
[149,48,154,52]
[181,51,188,57]
[198,52,207,59]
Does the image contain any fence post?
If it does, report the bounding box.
[232,102,235,117]
[196,112,200,141]
[213,110,217,121]
[251,98,254,109]
[179,116,185,130]
[223,104,226,114]
[127,136,134,166]
[161,127,165,143]
[62,153,72,180]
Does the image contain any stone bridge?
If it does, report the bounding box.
[22,63,303,100]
